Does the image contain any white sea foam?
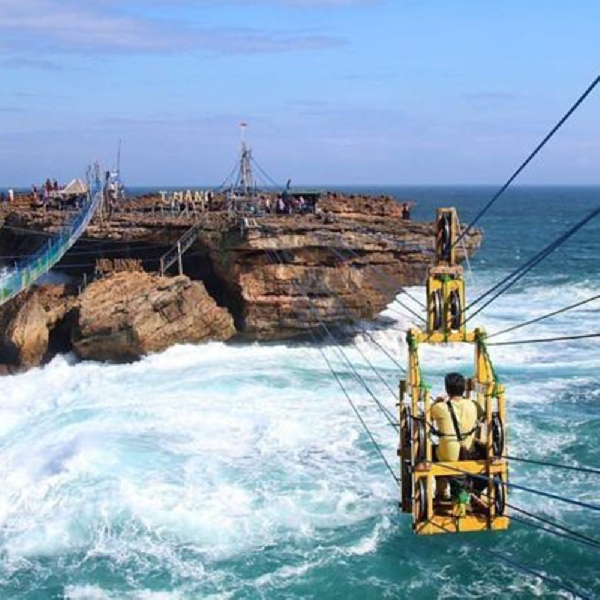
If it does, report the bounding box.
[0,279,598,597]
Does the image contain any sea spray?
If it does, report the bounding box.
[1,186,599,598]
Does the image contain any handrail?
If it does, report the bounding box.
[159,216,206,275]
[0,173,104,305]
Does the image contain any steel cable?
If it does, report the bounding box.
[428,520,592,599]
[504,455,600,476]
[268,248,399,429]
[437,462,600,513]
[455,74,600,247]
[269,249,400,482]
[488,332,600,346]
[315,340,399,483]
[488,293,600,339]
[465,207,600,322]
[509,504,600,552]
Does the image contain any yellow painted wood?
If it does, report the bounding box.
[416,515,510,535]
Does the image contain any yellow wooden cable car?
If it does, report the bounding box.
[398,208,509,535]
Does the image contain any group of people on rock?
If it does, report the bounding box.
[234,194,314,216]
[265,194,311,215]
[31,179,61,205]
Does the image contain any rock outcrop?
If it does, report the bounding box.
[0,284,77,370]
[0,191,483,368]
[72,272,236,362]
[0,289,48,369]
[205,199,482,339]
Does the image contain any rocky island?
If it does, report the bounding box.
[0,191,482,373]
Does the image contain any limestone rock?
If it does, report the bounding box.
[73,272,236,362]
[0,284,78,369]
[210,211,482,340]
[0,289,48,368]
[1,191,483,345]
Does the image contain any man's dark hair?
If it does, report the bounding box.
[445,372,466,397]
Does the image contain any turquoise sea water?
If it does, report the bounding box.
[0,186,599,599]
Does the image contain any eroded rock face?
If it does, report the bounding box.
[0,289,48,368]
[0,192,483,353]
[207,209,482,340]
[73,272,236,362]
[0,285,77,369]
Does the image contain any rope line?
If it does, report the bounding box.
[267,244,406,375]
[465,207,600,322]
[296,289,399,429]
[260,247,401,482]
[509,504,600,552]
[400,287,426,309]
[455,74,600,247]
[394,297,427,323]
[251,157,282,190]
[468,206,600,310]
[326,245,426,322]
[488,332,600,347]
[359,330,406,373]
[505,455,600,476]
[315,339,399,483]
[457,216,476,287]
[512,515,600,553]
[480,547,592,600]
[269,249,399,429]
[488,293,600,339]
[428,520,592,599]
[265,248,399,481]
[437,462,600,513]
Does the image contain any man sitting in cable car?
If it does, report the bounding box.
[431,372,482,500]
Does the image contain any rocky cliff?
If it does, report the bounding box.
[205,196,480,339]
[0,273,235,370]
[0,192,482,369]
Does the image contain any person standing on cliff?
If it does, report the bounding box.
[402,202,411,220]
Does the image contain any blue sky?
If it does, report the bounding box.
[0,0,598,186]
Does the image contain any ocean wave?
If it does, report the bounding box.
[0,271,598,597]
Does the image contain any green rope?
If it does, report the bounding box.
[407,333,431,393]
[477,333,501,396]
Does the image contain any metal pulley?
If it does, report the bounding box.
[449,289,463,331]
[436,213,452,262]
[430,289,443,331]
[415,478,428,523]
[492,413,505,458]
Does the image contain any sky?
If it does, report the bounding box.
[0,0,598,186]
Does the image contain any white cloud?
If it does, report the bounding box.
[0,0,345,59]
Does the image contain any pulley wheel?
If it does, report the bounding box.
[449,289,462,331]
[491,413,505,458]
[415,478,428,523]
[430,289,443,331]
[437,215,451,259]
[494,474,506,516]
[416,417,427,463]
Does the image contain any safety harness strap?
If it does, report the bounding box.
[447,400,467,443]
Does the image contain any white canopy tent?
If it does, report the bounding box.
[61,178,88,196]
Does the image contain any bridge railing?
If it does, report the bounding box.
[0,172,104,305]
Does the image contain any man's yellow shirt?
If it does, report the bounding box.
[431,397,480,461]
